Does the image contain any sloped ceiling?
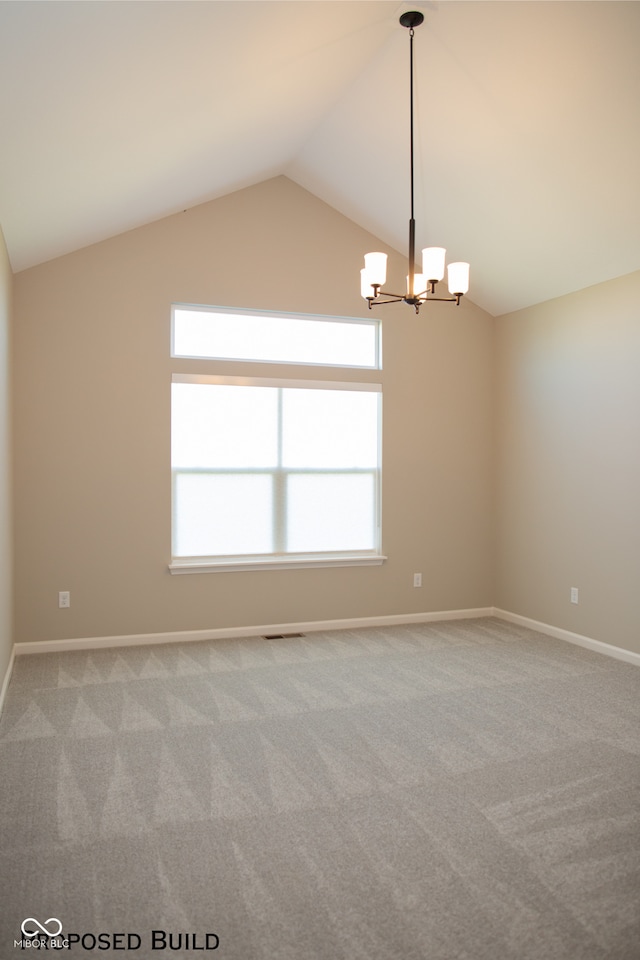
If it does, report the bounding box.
[0,0,639,315]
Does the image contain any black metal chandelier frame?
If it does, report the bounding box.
[362,11,469,314]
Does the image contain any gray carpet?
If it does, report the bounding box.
[0,617,639,959]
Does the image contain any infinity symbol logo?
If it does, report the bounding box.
[21,917,63,938]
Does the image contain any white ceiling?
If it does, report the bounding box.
[0,0,639,315]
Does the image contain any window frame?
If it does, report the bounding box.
[170,373,385,574]
[171,303,382,370]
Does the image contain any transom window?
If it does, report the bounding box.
[172,304,380,368]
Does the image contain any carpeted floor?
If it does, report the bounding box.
[0,617,639,959]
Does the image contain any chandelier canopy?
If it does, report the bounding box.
[361,11,470,314]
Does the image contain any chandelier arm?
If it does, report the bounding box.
[369,291,463,307]
[367,298,406,309]
[368,291,406,302]
[426,295,463,304]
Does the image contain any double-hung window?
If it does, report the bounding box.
[170,305,383,573]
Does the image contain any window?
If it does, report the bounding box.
[170,306,384,573]
[172,304,379,368]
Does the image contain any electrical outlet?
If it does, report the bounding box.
[413,573,422,588]
[58,591,70,608]
[570,587,579,604]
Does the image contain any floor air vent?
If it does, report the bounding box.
[262,632,305,640]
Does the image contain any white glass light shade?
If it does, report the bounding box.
[422,247,446,283]
[364,252,387,286]
[361,269,375,300]
[447,261,470,295]
[407,273,426,297]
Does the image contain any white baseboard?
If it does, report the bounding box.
[493,608,640,667]
[12,607,639,669]
[13,607,494,656]
[0,645,15,717]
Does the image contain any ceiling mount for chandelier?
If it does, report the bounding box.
[360,11,469,314]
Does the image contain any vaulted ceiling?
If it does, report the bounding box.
[1,1,638,315]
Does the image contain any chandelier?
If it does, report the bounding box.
[360,11,469,314]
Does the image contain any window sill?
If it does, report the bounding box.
[169,554,387,574]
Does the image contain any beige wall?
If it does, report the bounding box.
[495,270,640,655]
[13,176,495,644]
[0,225,12,679]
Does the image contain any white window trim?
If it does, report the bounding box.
[172,374,381,392]
[169,554,387,575]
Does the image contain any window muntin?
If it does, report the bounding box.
[172,304,380,369]
[171,375,382,566]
